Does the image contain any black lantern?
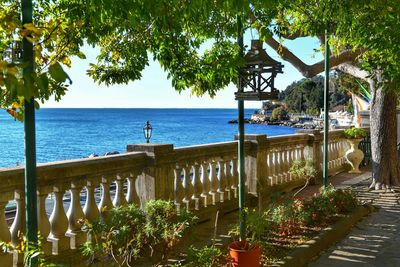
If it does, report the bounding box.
[143,121,152,143]
[2,41,23,63]
[235,40,284,101]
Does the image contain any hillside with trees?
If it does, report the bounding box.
[281,74,351,115]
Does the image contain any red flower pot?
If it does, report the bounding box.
[229,240,261,267]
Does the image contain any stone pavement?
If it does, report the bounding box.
[309,173,400,267]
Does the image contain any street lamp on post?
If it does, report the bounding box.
[21,0,38,266]
[3,30,38,266]
[143,121,152,143]
[235,31,284,241]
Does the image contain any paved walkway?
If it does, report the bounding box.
[310,174,400,267]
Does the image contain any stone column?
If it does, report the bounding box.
[242,134,269,210]
[127,144,175,206]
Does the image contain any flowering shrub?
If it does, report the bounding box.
[270,195,309,235]
[320,185,358,213]
[270,186,358,234]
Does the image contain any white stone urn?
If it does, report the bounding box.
[345,138,364,173]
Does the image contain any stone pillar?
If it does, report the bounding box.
[242,135,269,210]
[127,144,175,206]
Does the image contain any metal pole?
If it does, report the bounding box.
[21,0,38,266]
[323,28,330,187]
[237,15,246,241]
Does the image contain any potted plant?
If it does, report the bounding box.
[228,209,271,267]
[343,127,367,173]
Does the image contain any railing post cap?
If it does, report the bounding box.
[234,134,267,142]
[296,129,321,135]
[126,144,174,154]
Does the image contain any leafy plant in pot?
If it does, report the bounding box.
[228,209,271,267]
[343,127,367,173]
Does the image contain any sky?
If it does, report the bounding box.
[42,36,324,109]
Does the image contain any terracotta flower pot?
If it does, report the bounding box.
[345,138,364,173]
[229,240,261,267]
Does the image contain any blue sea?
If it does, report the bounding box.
[0,108,295,168]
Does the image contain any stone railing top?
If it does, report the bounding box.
[173,141,249,164]
[0,151,147,193]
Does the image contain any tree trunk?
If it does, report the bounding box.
[370,78,400,189]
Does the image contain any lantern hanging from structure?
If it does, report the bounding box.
[235,40,284,101]
[2,41,23,63]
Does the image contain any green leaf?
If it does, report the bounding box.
[37,73,49,93]
[49,62,67,83]
[4,74,18,98]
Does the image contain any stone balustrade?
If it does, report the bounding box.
[0,129,357,266]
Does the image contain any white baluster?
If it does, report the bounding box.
[98,176,113,216]
[267,152,274,185]
[191,163,202,210]
[66,183,85,249]
[209,161,219,204]
[231,159,238,198]
[200,162,211,207]
[113,174,127,207]
[83,180,100,222]
[182,165,194,211]
[126,172,140,205]
[37,188,51,254]
[174,167,185,213]
[0,194,12,266]
[288,146,294,180]
[10,190,25,246]
[276,150,284,183]
[217,161,226,202]
[282,150,289,182]
[224,160,232,200]
[298,145,304,161]
[328,141,333,170]
[48,186,69,255]
[0,199,11,243]
[271,149,279,185]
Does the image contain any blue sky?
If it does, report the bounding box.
[42,37,323,109]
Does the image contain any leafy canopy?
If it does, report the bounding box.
[0,0,85,120]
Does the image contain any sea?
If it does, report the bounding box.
[0,108,295,168]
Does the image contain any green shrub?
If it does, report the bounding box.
[81,200,196,265]
[185,245,224,267]
[344,127,367,139]
[144,200,196,257]
[320,185,358,213]
[271,107,289,121]
[289,158,316,180]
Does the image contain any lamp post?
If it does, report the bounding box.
[236,18,284,241]
[143,121,152,143]
[323,28,330,187]
[21,0,38,266]
[3,3,37,265]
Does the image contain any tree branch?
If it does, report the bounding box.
[264,37,362,78]
[334,63,372,83]
[249,10,362,78]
